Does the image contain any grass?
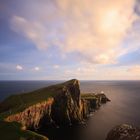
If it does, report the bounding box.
[81,93,98,99]
[0,121,48,140]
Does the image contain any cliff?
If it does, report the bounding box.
[106,124,140,140]
[5,99,54,130]
[0,79,110,139]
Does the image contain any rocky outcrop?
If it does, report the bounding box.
[81,93,110,111]
[3,79,110,130]
[106,124,140,140]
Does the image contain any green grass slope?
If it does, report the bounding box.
[0,121,48,140]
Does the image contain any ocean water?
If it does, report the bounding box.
[0,80,140,140]
[0,81,62,101]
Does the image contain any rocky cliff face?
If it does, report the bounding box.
[51,79,81,125]
[4,79,110,130]
[106,124,140,140]
[5,98,54,130]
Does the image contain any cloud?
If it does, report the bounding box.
[11,16,48,50]
[127,65,140,74]
[64,63,95,79]
[64,64,140,80]
[34,66,40,71]
[16,65,23,70]
[11,0,138,64]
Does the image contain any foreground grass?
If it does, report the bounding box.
[0,121,48,140]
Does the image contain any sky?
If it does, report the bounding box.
[0,0,140,80]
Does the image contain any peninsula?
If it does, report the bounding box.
[0,79,110,140]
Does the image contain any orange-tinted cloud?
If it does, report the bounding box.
[11,0,138,64]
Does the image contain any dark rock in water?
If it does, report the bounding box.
[106,124,140,140]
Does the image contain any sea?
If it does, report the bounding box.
[0,80,140,140]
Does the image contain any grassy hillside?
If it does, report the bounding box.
[0,79,77,119]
